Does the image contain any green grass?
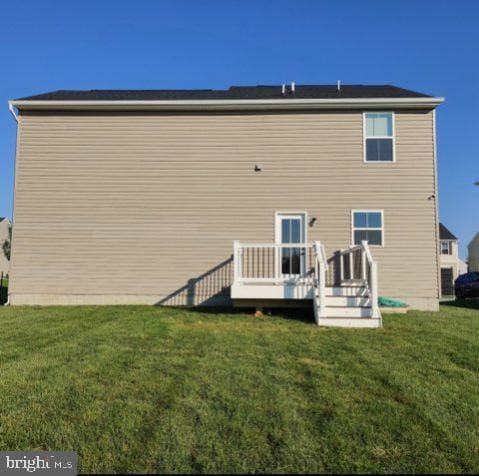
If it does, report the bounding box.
[0,303,478,473]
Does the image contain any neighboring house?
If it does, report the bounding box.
[468,232,479,272]
[438,223,467,296]
[0,217,11,275]
[8,84,444,327]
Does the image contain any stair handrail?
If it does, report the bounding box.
[313,241,328,322]
[361,240,380,318]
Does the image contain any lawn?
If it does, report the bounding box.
[0,303,478,473]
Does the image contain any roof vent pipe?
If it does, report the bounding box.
[291,82,295,94]
[337,80,341,92]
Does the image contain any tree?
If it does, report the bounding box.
[2,225,11,261]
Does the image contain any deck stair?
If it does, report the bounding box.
[313,242,382,328]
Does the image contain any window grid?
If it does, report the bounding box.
[363,112,395,163]
[441,241,452,255]
[351,210,384,247]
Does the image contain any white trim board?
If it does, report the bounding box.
[9,97,445,112]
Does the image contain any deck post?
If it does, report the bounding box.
[371,261,379,317]
[275,244,280,281]
[349,250,354,280]
[361,249,366,281]
[340,254,344,283]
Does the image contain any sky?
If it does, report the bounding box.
[0,0,477,258]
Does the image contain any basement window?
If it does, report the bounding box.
[364,112,395,162]
[352,210,384,246]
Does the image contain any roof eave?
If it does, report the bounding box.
[9,97,445,112]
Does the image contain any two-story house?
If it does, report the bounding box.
[439,223,467,296]
[468,232,479,272]
[8,84,444,326]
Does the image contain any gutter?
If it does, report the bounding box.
[9,97,445,112]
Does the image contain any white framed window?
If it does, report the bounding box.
[352,210,384,246]
[363,112,395,162]
[441,241,452,255]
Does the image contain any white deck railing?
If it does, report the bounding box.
[233,239,379,321]
[335,241,379,318]
[361,241,380,318]
[313,241,328,322]
[233,241,314,284]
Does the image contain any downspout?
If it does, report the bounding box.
[432,109,441,305]
[9,102,18,122]
[4,102,19,305]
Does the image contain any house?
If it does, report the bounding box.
[438,223,467,296]
[8,84,444,327]
[0,217,11,275]
[468,232,479,272]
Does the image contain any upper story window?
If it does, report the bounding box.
[352,210,384,246]
[364,112,394,162]
[441,241,452,255]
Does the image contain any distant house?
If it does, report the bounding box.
[468,232,479,272]
[439,223,467,296]
[0,217,11,275]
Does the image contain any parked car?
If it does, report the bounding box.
[454,272,479,299]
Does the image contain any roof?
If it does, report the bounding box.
[16,84,432,102]
[440,223,457,240]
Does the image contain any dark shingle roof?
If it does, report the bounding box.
[16,85,432,101]
[440,223,457,240]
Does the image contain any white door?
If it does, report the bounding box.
[276,214,306,276]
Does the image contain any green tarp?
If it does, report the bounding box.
[378,296,408,308]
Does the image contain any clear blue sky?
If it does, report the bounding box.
[0,0,477,258]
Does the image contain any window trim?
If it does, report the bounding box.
[274,211,308,244]
[274,211,308,277]
[351,209,385,247]
[363,112,396,163]
[440,240,452,255]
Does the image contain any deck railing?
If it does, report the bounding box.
[233,239,379,320]
[233,241,315,283]
[332,241,379,318]
[313,241,328,322]
[361,241,380,318]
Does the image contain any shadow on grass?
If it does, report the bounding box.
[442,299,479,310]
[268,307,315,324]
[191,305,316,324]
[188,306,253,316]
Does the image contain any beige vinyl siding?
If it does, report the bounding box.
[10,109,439,307]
